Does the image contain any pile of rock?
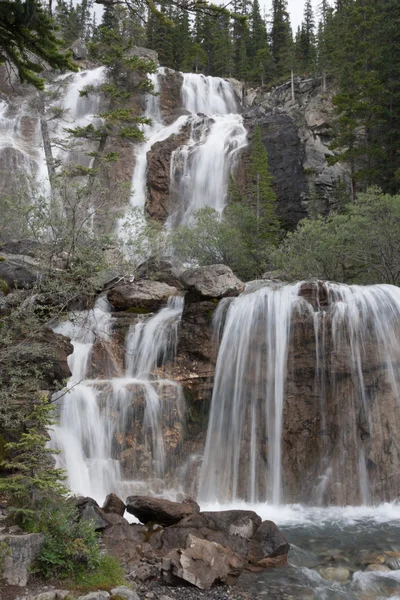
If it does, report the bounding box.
[99,495,289,591]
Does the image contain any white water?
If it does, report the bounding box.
[50,295,185,504]
[167,73,247,225]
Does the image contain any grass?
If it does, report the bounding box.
[67,555,128,592]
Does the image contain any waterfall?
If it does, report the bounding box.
[50,296,185,504]
[167,73,247,226]
[198,282,400,506]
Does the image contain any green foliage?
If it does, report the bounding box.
[71,554,127,590]
[25,501,101,579]
[0,0,77,89]
[0,397,67,516]
[171,204,274,280]
[274,188,400,285]
[247,124,280,245]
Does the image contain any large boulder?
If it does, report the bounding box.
[135,256,185,289]
[162,534,244,590]
[126,496,200,526]
[248,520,290,565]
[0,533,43,586]
[201,510,262,539]
[102,493,126,517]
[0,253,40,290]
[107,280,179,312]
[180,264,245,300]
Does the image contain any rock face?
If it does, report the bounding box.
[240,77,350,228]
[0,253,40,290]
[145,125,190,222]
[163,534,244,589]
[107,280,179,312]
[0,533,43,586]
[180,264,245,299]
[126,496,200,526]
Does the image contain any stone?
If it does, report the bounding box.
[126,495,200,526]
[365,564,391,572]
[70,39,88,60]
[103,493,126,517]
[18,592,70,600]
[318,566,351,583]
[288,545,321,568]
[135,256,185,289]
[107,280,179,312]
[247,520,290,565]
[180,264,245,299]
[129,562,158,581]
[0,253,40,290]
[0,533,43,586]
[78,593,110,600]
[110,586,139,600]
[201,510,262,539]
[163,534,245,590]
[75,497,109,531]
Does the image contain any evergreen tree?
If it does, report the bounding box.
[211,13,233,77]
[297,0,316,75]
[271,0,293,81]
[247,125,279,244]
[248,0,271,85]
[0,0,77,89]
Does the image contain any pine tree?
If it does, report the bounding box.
[247,125,279,244]
[271,0,293,81]
[0,397,67,514]
[248,0,271,85]
[0,0,77,89]
[298,0,316,75]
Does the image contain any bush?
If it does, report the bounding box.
[274,187,400,285]
[171,204,275,280]
[27,501,102,579]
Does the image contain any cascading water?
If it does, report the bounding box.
[167,73,247,225]
[50,295,185,504]
[199,281,400,507]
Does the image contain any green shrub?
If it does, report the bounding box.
[27,501,102,579]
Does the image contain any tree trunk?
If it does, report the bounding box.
[291,69,295,102]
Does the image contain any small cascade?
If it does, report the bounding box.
[198,282,400,506]
[167,73,247,225]
[50,295,185,504]
[49,67,107,169]
[0,99,45,192]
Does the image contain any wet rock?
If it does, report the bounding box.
[103,493,126,517]
[180,264,245,300]
[126,495,200,526]
[247,520,290,565]
[107,280,179,312]
[318,566,351,583]
[288,545,321,568]
[135,256,185,289]
[162,534,244,590]
[110,586,139,600]
[365,564,391,572]
[201,510,262,539]
[0,533,43,586]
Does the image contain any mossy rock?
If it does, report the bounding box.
[0,278,9,295]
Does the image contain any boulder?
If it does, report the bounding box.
[78,593,110,600]
[75,497,109,531]
[180,264,245,299]
[247,520,290,565]
[107,280,179,312]
[201,510,262,539]
[110,586,139,600]
[102,493,126,517]
[162,534,244,590]
[126,495,200,526]
[135,256,185,289]
[70,39,88,60]
[0,533,43,586]
[0,253,40,290]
